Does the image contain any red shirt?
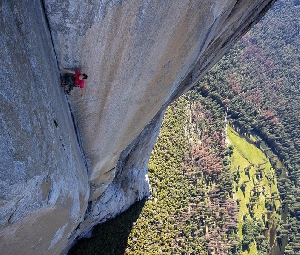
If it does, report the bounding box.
[74,71,85,89]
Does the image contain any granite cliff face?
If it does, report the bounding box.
[0,0,275,254]
[0,1,89,254]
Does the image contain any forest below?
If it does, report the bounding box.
[196,0,299,253]
[69,0,299,254]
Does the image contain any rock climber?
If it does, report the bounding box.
[59,66,88,98]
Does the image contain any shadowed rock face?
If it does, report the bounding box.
[0,1,88,254]
[0,0,275,254]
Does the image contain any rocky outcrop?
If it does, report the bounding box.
[0,0,275,254]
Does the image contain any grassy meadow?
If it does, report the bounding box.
[228,126,281,254]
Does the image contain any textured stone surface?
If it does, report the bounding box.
[0,0,275,254]
[0,1,89,254]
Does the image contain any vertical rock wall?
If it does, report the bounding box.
[0,0,276,254]
[0,1,89,254]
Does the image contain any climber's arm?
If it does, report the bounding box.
[59,66,75,74]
